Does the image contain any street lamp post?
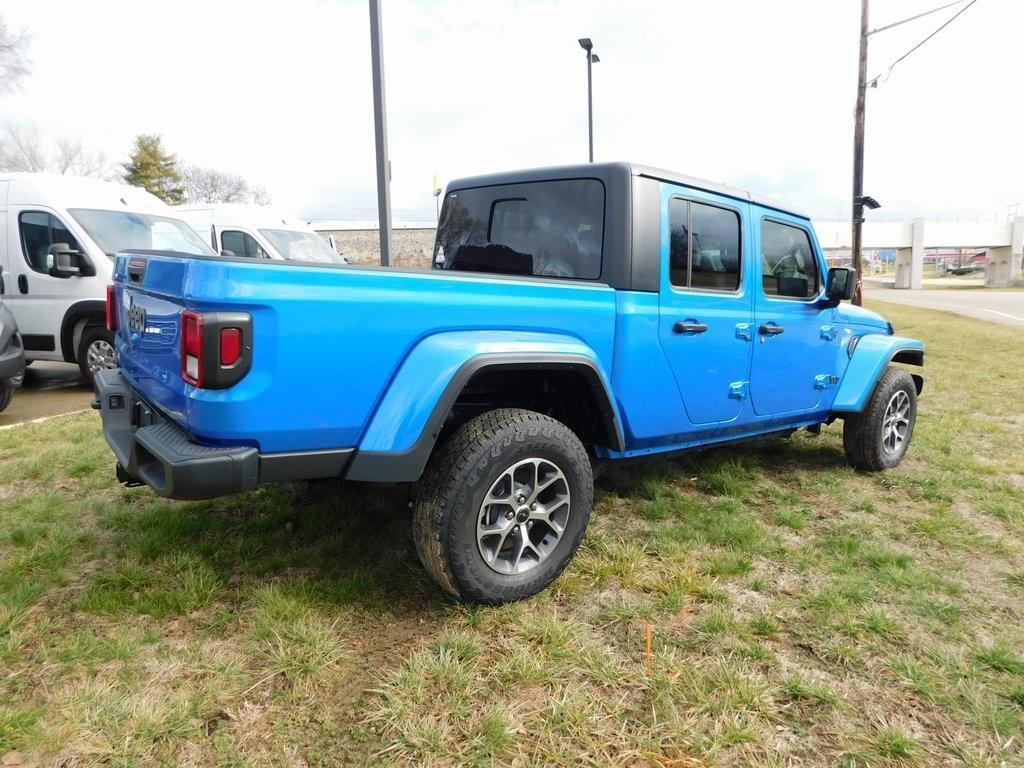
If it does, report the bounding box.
[369,0,393,267]
[577,38,599,162]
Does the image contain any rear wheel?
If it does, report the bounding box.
[78,325,116,388]
[0,380,12,413]
[413,408,593,603]
[843,366,917,471]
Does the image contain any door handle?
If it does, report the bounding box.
[759,323,784,336]
[17,275,28,294]
[674,321,708,335]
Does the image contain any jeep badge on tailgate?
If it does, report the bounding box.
[127,295,147,335]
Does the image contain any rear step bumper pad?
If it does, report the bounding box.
[95,369,351,501]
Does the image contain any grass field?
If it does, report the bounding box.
[2,303,1023,767]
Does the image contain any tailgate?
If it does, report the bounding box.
[112,253,193,426]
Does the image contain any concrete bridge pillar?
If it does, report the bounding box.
[894,217,924,289]
[984,217,1022,288]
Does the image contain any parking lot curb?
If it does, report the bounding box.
[0,408,91,431]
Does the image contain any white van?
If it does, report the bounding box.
[175,204,347,264]
[0,173,215,385]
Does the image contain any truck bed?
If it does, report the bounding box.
[112,253,618,455]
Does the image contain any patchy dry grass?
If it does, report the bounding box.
[1,303,1023,766]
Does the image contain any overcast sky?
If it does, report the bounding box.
[2,0,1020,222]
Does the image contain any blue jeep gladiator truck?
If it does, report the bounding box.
[96,163,924,603]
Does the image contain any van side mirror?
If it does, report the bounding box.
[823,267,855,306]
[220,249,236,258]
[47,243,85,278]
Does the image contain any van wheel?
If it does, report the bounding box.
[78,325,116,388]
[0,380,12,413]
[843,366,918,471]
[413,408,593,604]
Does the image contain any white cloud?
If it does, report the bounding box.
[2,0,1019,221]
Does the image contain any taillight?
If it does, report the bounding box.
[179,311,252,389]
[220,327,241,366]
[106,284,117,331]
[181,311,204,386]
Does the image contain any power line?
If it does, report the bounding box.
[867,0,967,37]
[874,0,981,84]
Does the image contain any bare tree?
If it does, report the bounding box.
[0,17,31,95]
[0,122,46,171]
[0,122,119,179]
[54,137,117,179]
[182,163,271,205]
[250,185,272,205]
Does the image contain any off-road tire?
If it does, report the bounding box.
[843,366,917,471]
[0,380,11,413]
[77,325,116,388]
[413,408,594,604]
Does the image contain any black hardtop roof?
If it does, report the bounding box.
[445,161,809,220]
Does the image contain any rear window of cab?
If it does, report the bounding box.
[432,179,605,280]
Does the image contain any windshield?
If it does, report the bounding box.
[68,208,216,258]
[259,229,346,264]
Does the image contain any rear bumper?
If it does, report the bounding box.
[95,369,353,500]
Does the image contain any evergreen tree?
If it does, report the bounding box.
[122,134,184,204]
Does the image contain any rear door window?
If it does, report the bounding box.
[433,179,604,279]
[668,198,741,291]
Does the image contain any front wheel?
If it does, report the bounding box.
[413,408,594,604]
[843,366,918,471]
[78,325,116,388]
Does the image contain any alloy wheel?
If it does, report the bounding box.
[881,389,911,455]
[476,457,571,575]
[87,339,117,374]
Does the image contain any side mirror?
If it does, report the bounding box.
[220,249,236,258]
[823,267,855,305]
[47,243,84,278]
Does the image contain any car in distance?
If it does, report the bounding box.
[96,162,924,603]
[174,204,347,264]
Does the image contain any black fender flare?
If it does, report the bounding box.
[345,353,624,483]
[60,300,107,363]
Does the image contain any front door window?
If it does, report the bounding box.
[19,211,83,274]
[221,230,270,259]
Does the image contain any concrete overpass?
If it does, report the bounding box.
[813,218,1024,289]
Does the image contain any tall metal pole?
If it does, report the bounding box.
[586,53,594,162]
[851,0,869,305]
[369,0,393,266]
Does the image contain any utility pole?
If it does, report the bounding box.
[369,0,393,266]
[851,0,975,304]
[851,0,869,306]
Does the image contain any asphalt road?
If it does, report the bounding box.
[0,362,94,429]
[865,284,1024,329]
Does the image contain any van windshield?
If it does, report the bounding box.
[259,229,345,264]
[68,209,216,258]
